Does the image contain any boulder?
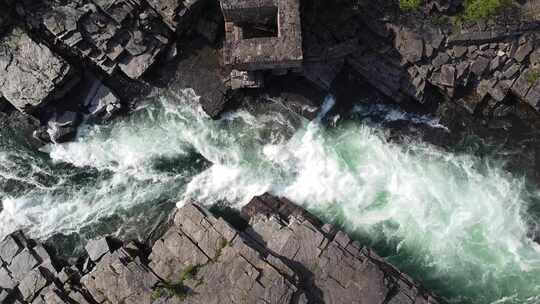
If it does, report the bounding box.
[84,237,112,262]
[0,27,78,113]
[395,28,424,63]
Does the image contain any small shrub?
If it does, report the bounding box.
[152,265,200,301]
[180,264,199,281]
[152,282,189,301]
[526,69,540,84]
[399,0,422,11]
[462,0,513,21]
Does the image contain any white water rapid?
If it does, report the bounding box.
[0,89,539,303]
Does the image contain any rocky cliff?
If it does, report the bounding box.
[1,0,538,181]
[0,194,440,304]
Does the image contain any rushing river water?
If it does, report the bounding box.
[1,89,540,304]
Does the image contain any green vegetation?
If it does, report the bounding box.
[526,69,540,84]
[152,264,200,301]
[462,0,513,21]
[215,237,230,259]
[399,0,422,11]
[180,264,199,281]
[152,281,189,301]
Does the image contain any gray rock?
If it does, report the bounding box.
[440,65,456,87]
[514,40,534,62]
[502,64,520,79]
[511,71,533,100]
[0,235,23,264]
[84,82,121,117]
[18,268,49,302]
[395,28,424,63]
[471,56,491,77]
[0,27,77,112]
[82,249,160,304]
[433,52,450,69]
[84,237,111,262]
[0,197,441,304]
[230,70,264,90]
[453,46,468,58]
[21,0,171,79]
[525,81,540,111]
[0,266,17,289]
[9,249,40,280]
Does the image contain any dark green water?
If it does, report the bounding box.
[1,89,539,303]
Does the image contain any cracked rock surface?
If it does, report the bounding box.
[0,194,440,304]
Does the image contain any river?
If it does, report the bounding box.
[1,89,539,304]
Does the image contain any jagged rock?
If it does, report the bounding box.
[511,71,533,100]
[525,80,540,111]
[174,41,228,118]
[0,267,17,289]
[0,27,78,113]
[453,45,467,58]
[18,268,49,302]
[84,237,111,262]
[241,194,440,304]
[20,0,171,80]
[440,65,456,87]
[514,39,534,62]
[83,80,122,118]
[396,28,424,63]
[46,111,79,143]
[230,70,264,90]
[0,235,24,264]
[81,248,160,304]
[433,52,450,69]
[0,196,442,304]
[471,56,491,76]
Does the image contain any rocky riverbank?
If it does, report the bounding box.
[0,0,540,303]
[0,0,538,182]
[0,194,440,304]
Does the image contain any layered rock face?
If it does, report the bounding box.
[299,0,540,182]
[0,195,440,304]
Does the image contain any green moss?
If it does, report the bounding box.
[180,264,199,281]
[526,69,540,84]
[152,282,189,301]
[213,237,230,261]
[462,0,513,21]
[399,0,422,11]
[152,264,201,301]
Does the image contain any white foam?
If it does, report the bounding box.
[1,91,539,303]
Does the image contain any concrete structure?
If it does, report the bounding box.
[220,0,303,88]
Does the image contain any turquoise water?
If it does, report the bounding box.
[1,89,539,303]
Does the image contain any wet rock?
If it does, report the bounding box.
[0,197,442,304]
[9,249,40,281]
[173,40,228,118]
[18,268,49,302]
[83,81,122,118]
[46,111,79,143]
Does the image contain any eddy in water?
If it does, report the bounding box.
[1,89,540,304]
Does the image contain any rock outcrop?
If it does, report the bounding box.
[0,27,78,113]
[0,194,441,304]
